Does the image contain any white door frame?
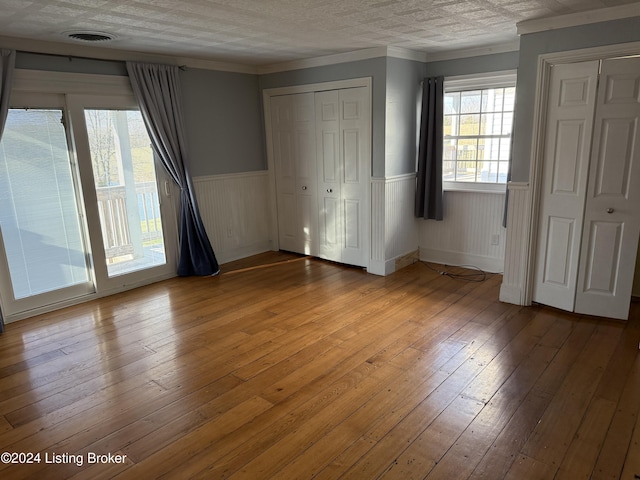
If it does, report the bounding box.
[262,77,373,269]
[523,41,640,306]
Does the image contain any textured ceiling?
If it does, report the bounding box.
[0,0,638,65]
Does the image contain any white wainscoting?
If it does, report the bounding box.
[419,190,507,274]
[499,182,531,305]
[193,171,273,265]
[370,174,419,276]
[370,178,386,271]
[194,171,420,274]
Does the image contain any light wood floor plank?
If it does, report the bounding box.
[555,397,617,480]
[0,255,636,480]
[520,322,622,468]
[424,318,569,480]
[468,319,598,480]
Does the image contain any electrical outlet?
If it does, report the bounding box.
[491,234,500,246]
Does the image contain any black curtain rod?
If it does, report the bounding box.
[17,50,187,70]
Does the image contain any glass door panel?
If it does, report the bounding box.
[84,109,166,277]
[0,108,93,314]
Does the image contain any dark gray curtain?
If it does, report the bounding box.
[502,102,517,228]
[502,166,511,228]
[415,76,444,221]
[0,49,15,333]
[126,62,220,276]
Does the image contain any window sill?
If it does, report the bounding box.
[443,181,507,194]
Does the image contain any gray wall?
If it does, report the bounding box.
[385,57,425,177]
[181,68,265,176]
[259,57,388,177]
[13,51,266,177]
[511,16,640,181]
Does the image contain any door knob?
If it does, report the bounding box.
[327,188,333,193]
[607,208,614,214]
[301,186,307,190]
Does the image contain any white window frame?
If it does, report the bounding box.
[442,70,517,193]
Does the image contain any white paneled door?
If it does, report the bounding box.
[270,86,370,268]
[533,57,640,320]
[574,58,640,319]
[533,61,600,312]
[271,93,318,256]
[335,87,370,268]
[315,90,342,262]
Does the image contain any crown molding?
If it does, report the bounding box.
[0,35,259,74]
[257,47,389,74]
[425,40,520,62]
[258,46,432,74]
[517,3,640,35]
[386,46,429,63]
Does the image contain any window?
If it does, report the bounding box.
[443,72,516,191]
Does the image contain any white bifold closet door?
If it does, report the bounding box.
[270,87,370,268]
[533,57,640,320]
[270,93,318,256]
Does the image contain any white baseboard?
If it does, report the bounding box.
[499,283,525,305]
[217,241,274,266]
[367,260,387,276]
[419,247,504,274]
[368,249,419,276]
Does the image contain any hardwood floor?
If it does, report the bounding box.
[0,253,638,479]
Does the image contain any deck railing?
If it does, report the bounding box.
[95,182,163,260]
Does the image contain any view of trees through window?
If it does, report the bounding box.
[443,86,515,183]
[85,109,166,276]
[85,110,155,188]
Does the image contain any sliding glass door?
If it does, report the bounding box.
[0,93,176,321]
[0,97,94,317]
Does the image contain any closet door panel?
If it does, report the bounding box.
[339,87,370,268]
[293,94,318,255]
[316,90,342,262]
[575,57,640,319]
[344,198,362,250]
[271,95,297,252]
[271,93,317,255]
[532,61,599,312]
